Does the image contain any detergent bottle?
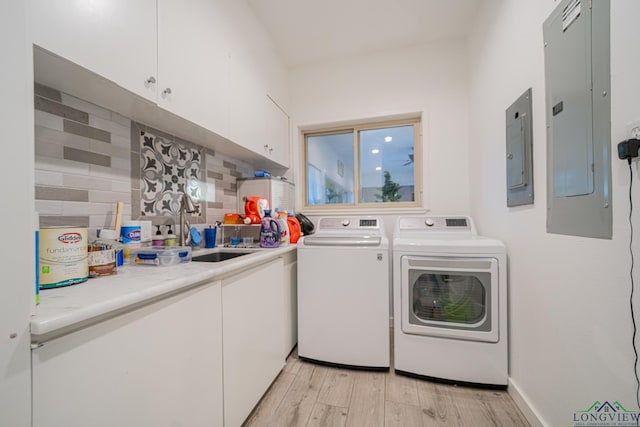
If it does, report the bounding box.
[259,210,281,248]
[276,210,290,246]
[287,212,301,244]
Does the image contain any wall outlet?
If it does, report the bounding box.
[627,120,640,139]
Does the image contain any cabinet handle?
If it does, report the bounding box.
[162,88,172,97]
[145,76,156,85]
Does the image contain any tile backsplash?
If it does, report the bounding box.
[34,83,253,238]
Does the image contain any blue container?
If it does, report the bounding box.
[204,227,217,248]
[121,222,141,244]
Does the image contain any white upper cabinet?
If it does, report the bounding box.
[30,0,158,101]
[228,56,265,159]
[228,63,289,168]
[225,0,290,169]
[30,0,290,168]
[157,0,230,138]
[263,94,290,167]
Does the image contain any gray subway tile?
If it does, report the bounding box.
[39,215,90,228]
[207,201,224,209]
[223,160,237,170]
[131,189,140,219]
[34,138,63,159]
[131,122,144,152]
[130,152,140,181]
[223,188,236,196]
[34,83,62,102]
[61,93,112,121]
[230,169,242,178]
[111,112,131,127]
[64,120,111,143]
[35,186,89,202]
[208,171,224,180]
[63,147,111,167]
[35,96,89,124]
[34,110,64,131]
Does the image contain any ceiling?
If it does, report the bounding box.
[246,0,482,67]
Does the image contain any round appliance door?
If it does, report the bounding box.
[400,255,500,343]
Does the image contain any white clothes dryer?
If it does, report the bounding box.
[393,216,508,387]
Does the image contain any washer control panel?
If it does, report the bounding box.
[317,217,381,231]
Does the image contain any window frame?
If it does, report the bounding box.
[302,117,423,211]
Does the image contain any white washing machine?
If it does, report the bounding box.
[393,216,507,386]
[298,216,389,368]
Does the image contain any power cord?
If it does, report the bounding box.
[627,158,640,424]
[619,139,640,422]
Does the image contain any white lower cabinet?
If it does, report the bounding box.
[222,258,286,427]
[32,281,224,427]
[282,250,298,355]
[31,254,295,427]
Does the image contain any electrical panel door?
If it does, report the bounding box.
[506,88,534,207]
[543,0,611,239]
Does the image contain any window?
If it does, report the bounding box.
[303,118,421,209]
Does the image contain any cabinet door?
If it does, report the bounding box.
[228,64,290,168]
[282,251,298,355]
[32,282,223,427]
[30,0,157,101]
[222,259,285,427]
[157,0,230,138]
[228,58,264,158]
[263,95,290,167]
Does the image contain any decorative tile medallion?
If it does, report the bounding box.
[140,131,203,217]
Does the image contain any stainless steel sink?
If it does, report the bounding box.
[192,251,252,263]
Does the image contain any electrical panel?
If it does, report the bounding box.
[543,0,611,239]
[506,88,534,207]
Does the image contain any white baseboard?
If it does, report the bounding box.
[508,377,547,427]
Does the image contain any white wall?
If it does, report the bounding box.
[290,38,471,218]
[468,1,640,425]
[0,1,34,426]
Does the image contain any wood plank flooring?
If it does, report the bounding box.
[243,349,530,427]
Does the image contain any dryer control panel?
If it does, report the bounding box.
[396,216,473,233]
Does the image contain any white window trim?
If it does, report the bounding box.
[301,116,423,212]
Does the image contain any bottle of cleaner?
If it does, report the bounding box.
[152,225,165,247]
[165,225,177,247]
[276,210,290,246]
[287,212,301,244]
[260,209,281,248]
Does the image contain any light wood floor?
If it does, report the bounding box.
[243,348,530,427]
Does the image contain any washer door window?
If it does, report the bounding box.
[401,256,499,343]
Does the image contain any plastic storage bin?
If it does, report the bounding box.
[129,246,192,266]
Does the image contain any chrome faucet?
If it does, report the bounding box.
[179,192,198,246]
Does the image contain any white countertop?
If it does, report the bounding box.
[31,245,296,342]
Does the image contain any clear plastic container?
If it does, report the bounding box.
[129,246,192,266]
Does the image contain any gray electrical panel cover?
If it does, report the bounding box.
[506,88,534,207]
[543,0,611,239]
